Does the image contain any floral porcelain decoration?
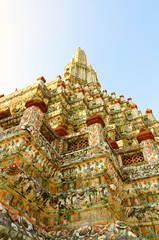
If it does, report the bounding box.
[21,216,32,231]
[5,163,20,175]
[76,225,91,238]
[115,220,127,229]
[76,189,86,200]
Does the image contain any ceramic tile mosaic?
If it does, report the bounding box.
[0,48,159,239]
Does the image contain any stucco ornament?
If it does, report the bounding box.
[109,184,117,191]
[21,216,32,231]
[115,220,127,229]
[76,225,91,238]
[11,222,18,232]
[34,180,41,193]
[8,209,18,221]
[47,230,56,238]
[76,189,86,200]
[4,163,20,175]
[107,184,117,195]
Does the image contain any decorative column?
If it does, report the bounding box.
[84,84,91,99]
[119,95,124,102]
[95,94,103,105]
[37,76,46,86]
[108,138,119,149]
[111,92,116,100]
[20,100,47,132]
[77,89,84,99]
[20,76,49,134]
[54,125,68,136]
[75,81,81,89]
[113,99,121,110]
[84,84,89,91]
[130,104,139,117]
[137,128,159,164]
[65,78,71,86]
[57,81,66,93]
[86,114,105,146]
[54,125,68,154]
[93,87,99,94]
[0,109,11,120]
[127,97,133,105]
[145,108,155,121]
[107,125,117,140]
[56,75,62,81]
[102,90,107,98]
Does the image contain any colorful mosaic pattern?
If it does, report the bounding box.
[0,48,159,239]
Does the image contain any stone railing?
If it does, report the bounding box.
[62,141,120,168]
[0,112,23,128]
[31,129,61,163]
[0,123,61,165]
[117,144,141,154]
[62,146,92,164]
[122,162,159,181]
[0,126,19,139]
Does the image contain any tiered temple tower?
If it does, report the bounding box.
[0,48,159,240]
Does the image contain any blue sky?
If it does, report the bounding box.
[0,0,159,118]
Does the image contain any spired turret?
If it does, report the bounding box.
[71,47,87,65]
[63,47,100,88]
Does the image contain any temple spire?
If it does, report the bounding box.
[71,47,87,65]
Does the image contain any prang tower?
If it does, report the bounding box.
[0,48,159,240]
